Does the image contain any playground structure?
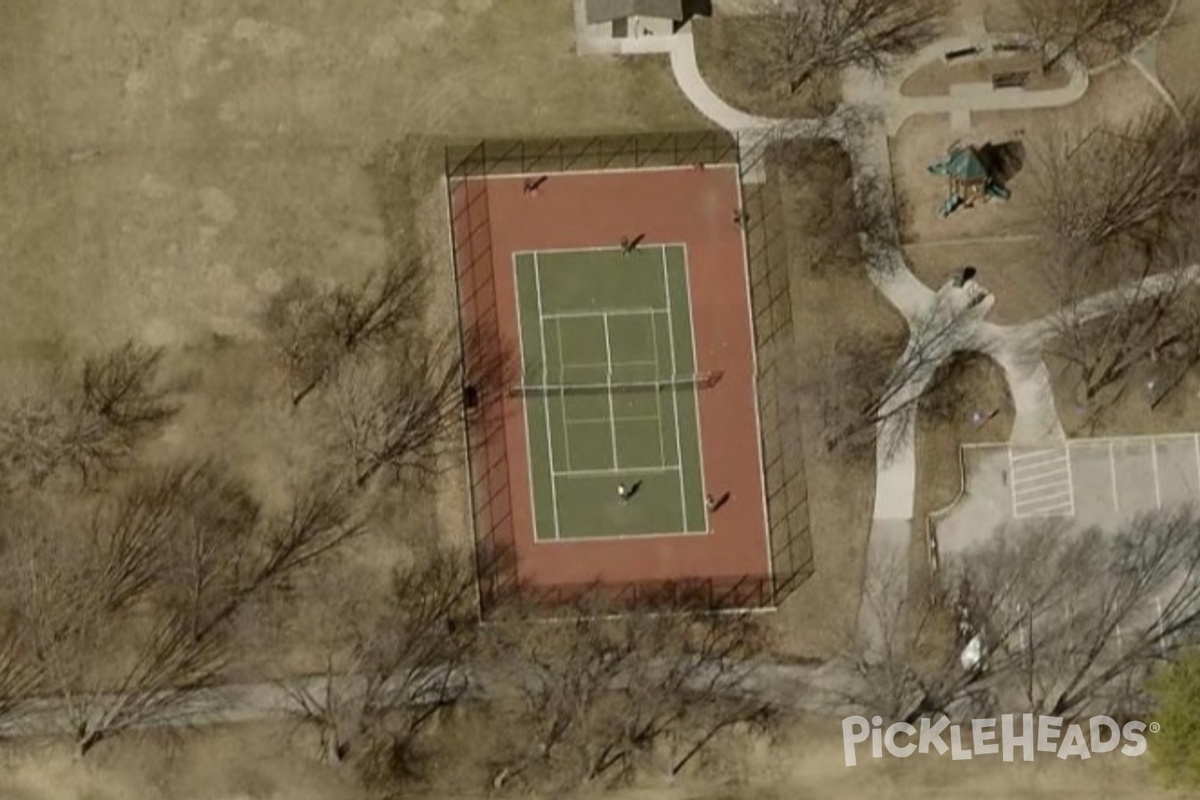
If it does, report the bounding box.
[928,142,1012,218]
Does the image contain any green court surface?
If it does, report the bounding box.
[513,245,708,540]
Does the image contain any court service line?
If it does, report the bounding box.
[661,246,691,531]
[543,308,668,321]
[551,465,678,479]
[554,316,573,472]
[568,414,662,426]
[678,243,711,532]
[602,312,621,472]
[561,358,660,371]
[533,253,562,540]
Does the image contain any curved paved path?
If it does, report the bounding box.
[637,12,1186,650]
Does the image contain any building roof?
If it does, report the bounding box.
[585,0,685,24]
[928,146,991,182]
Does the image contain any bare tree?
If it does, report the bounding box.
[946,508,1200,719]
[1146,291,1200,409]
[1019,0,1166,70]
[325,332,467,488]
[3,462,363,755]
[262,260,426,406]
[1045,242,1199,419]
[484,601,772,793]
[1029,104,1200,250]
[840,549,992,724]
[749,0,948,95]
[819,294,984,463]
[1029,105,1200,417]
[283,543,478,792]
[847,509,1200,725]
[0,342,177,489]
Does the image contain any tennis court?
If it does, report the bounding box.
[447,148,775,608]
[513,245,709,540]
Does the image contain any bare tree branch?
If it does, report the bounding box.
[747,0,948,94]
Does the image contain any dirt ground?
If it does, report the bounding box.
[891,64,1162,245]
[905,236,1056,325]
[0,0,705,672]
[0,716,1183,800]
[1157,0,1200,100]
[900,54,1071,98]
[768,141,905,658]
[691,13,840,119]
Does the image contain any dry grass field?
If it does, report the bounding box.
[0,715,1186,800]
[3,0,1199,797]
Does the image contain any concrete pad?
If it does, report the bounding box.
[1113,439,1158,515]
[1156,435,1200,508]
[1068,442,1119,531]
[935,435,1200,559]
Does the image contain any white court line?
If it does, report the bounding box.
[1110,442,1121,515]
[533,253,562,540]
[512,241,690,258]
[554,317,572,472]
[543,307,668,321]
[1152,441,1162,509]
[649,306,667,466]
[602,312,620,472]
[512,253,542,545]
[552,465,679,478]
[662,246,690,531]
[679,242,710,532]
[568,414,662,426]
[562,358,660,370]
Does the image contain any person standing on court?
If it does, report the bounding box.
[617,482,629,503]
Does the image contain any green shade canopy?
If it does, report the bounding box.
[928,146,990,181]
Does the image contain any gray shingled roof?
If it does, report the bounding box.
[585,0,685,24]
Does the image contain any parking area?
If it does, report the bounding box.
[933,434,1200,556]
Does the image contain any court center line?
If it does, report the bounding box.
[661,245,690,531]
[543,307,668,321]
[648,308,668,467]
[555,316,572,472]
[568,414,664,426]
[533,253,562,541]
[551,465,678,479]
[602,312,621,472]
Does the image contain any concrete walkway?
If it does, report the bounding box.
[578,7,1184,654]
